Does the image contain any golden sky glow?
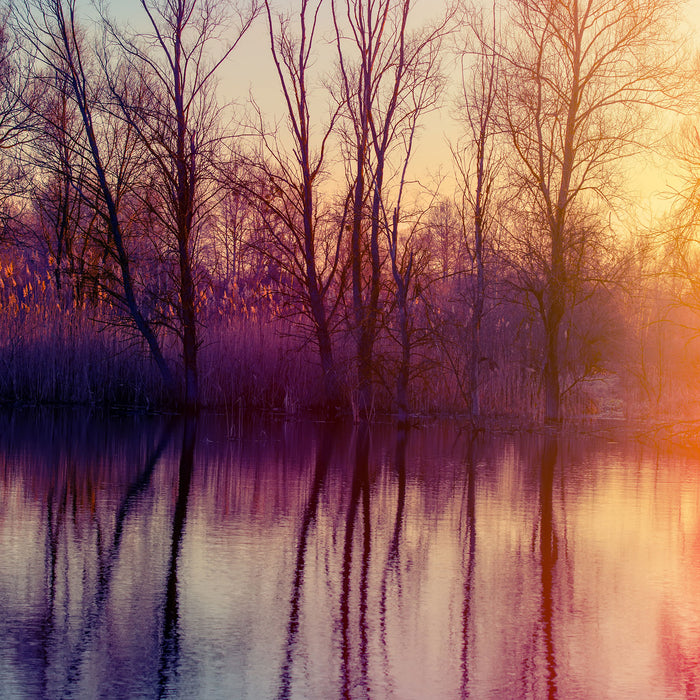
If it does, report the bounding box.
[107,0,700,223]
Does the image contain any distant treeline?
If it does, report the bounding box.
[0,0,698,423]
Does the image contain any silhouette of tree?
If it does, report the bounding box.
[103,0,259,410]
[497,0,681,422]
[14,0,176,388]
[332,0,451,420]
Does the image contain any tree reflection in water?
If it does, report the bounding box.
[45,416,176,699]
[159,416,196,697]
[539,435,559,700]
[379,424,408,692]
[2,413,700,698]
[340,423,372,699]
[277,426,335,700]
[0,410,177,699]
[460,430,478,699]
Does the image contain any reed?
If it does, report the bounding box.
[0,261,327,411]
[1,253,692,421]
[198,301,323,411]
[0,261,163,406]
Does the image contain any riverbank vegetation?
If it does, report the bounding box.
[0,0,699,424]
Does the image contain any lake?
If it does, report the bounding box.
[0,409,699,699]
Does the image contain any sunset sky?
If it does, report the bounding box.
[104,0,700,225]
[230,0,700,223]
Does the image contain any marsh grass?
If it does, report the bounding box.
[0,255,677,421]
[0,282,621,419]
[0,282,165,406]
[0,261,327,411]
[198,303,323,412]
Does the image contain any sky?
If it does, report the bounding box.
[106,0,700,225]
[234,0,700,225]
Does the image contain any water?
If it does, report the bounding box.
[1,410,699,699]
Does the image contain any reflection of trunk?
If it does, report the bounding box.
[460,432,478,698]
[40,484,64,699]
[277,428,335,700]
[340,424,371,698]
[389,425,407,563]
[58,420,175,695]
[539,435,558,699]
[543,307,562,424]
[379,425,407,670]
[359,433,371,687]
[159,416,196,696]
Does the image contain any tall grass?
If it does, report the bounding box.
[0,258,327,411]
[1,253,691,422]
[198,298,323,412]
[0,262,165,406]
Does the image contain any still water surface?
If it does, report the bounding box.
[1,410,699,699]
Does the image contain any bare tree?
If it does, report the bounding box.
[14,0,176,388]
[332,0,451,420]
[102,0,259,410]
[236,0,343,410]
[655,114,700,411]
[383,70,446,424]
[214,184,248,283]
[28,66,96,302]
[0,13,37,238]
[452,0,501,423]
[497,0,681,423]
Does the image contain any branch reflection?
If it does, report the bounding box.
[50,416,175,698]
[1,415,697,698]
[159,416,197,697]
[277,426,335,700]
[340,423,372,699]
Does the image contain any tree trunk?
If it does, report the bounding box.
[396,296,410,427]
[350,137,371,419]
[179,237,198,412]
[315,317,338,409]
[174,26,198,412]
[469,312,481,422]
[543,313,561,424]
[354,167,384,421]
[391,239,412,427]
[469,205,485,424]
[302,160,338,410]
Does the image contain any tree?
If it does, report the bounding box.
[452,1,500,422]
[103,0,259,410]
[28,66,96,303]
[497,0,681,423]
[15,0,176,389]
[382,81,446,424]
[236,0,343,410]
[656,116,700,412]
[332,0,450,420]
[0,13,36,238]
